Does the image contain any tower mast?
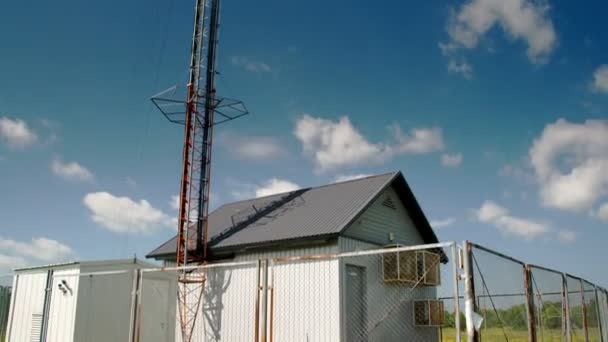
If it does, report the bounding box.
[151,0,247,340]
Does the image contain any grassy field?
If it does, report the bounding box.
[439,327,601,341]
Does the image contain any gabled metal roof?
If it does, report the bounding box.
[147,171,438,259]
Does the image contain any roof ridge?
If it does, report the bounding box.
[217,171,398,208]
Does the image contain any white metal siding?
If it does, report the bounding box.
[173,263,259,342]
[271,258,341,342]
[343,186,425,246]
[7,271,48,342]
[45,267,80,342]
[233,243,340,261]
[72,269,134,342]
[169,243,342,342]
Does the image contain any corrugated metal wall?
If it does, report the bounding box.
[6,271,48,342]
[343,186,425,246]
[271,258,341,342]
[45,266,80,342]
[172,262,258,342]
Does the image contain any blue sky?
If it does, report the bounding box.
[1,0,607,285]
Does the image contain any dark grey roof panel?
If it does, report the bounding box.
[147,172,396,258]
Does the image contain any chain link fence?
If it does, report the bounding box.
[269,242,461,342]
[135,261,260,342]
[2,240,607,341]
[463,241,608,342]
[0,275,12,342]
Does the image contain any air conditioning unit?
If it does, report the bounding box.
[382,247,441,286]
[414,300,444,327]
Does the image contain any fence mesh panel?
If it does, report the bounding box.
[470,246,529,341]
[529,266,565,341]
[598,289,608,342]
[0,275,12,342]
[270,243,460,342]
[566,275,585,341]
[137,261,259,342]
[583,281,601,342]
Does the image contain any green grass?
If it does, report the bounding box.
[439,327,601,342]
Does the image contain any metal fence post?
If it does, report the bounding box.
[524,265,537,342]
[582,279,590,342]
[563,274,572,342]
[256,259,269,342]
[128,268,140,342]
[451,243,461,342]
[463,240,480,342]
[594,286,604,342]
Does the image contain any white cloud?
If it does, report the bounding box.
[0,117,38,149]
[51,157,94,182]
[474,200,550,240]
[333,174,372,183]
[447,60,473,79]
[430,218,456,229]
[0,236,76,271]
[255,179,300,198]
[83,192,172,234]
[294,114,444,172]
[229,178,300,200]
[231,56,272,73]
[529,119,608,212]
[218,132,286,160]
[595,202,608,222]
[170,195,180,210]
[591,65,608,93]
[557,230,576,243]
[441,153,463,167]
[0,254,28,270]
[443,0,557,64]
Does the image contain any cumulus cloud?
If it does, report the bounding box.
[229,178,300,200]
[0,117,38,149]
[231,56,272,73]
[441,0,556,65]
[0,254,28,270]
[447,60,473,79]
[83,192,172,234]
[474,200,550,240]
[255,179,300,198]
[170,195,180,210]
[430,218,456,229]
[441,153,463,167]
[0,236,76,271]
[333,174,372,183]
[294,114,444,172]
[591,65,608,93]
[218,132,286,160]
[529,119,608,212]
[51,157,94,182]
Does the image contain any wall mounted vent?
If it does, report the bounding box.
[382,195,396,210]
[382,248,441,286]
[414,300,444,327]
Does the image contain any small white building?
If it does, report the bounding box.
[5,259,176,342]
[148,171,448,342]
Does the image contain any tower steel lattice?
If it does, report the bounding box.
[151,0,247,340]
